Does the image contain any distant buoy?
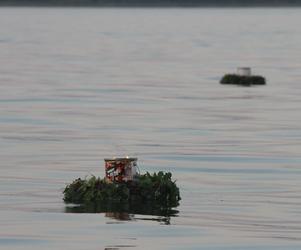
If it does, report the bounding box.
[220,67,266,86]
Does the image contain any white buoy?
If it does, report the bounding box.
[237,67,251,76]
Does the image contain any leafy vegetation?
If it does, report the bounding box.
[63,172,181,210]
[65,200,179,218]
[220,74,266,86]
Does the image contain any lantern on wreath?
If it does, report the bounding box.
[104,157,138,182]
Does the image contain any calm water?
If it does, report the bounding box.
[1,7,301,250]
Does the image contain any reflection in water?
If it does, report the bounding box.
[105,212,172,225]
[105,212,134,221]
[104,245,136,250]
[65,202,178,224]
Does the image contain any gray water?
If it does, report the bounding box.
[1,7,301,250]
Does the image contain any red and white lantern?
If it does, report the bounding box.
[104,157,138,182]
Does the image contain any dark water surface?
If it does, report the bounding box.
[1,7,301,250]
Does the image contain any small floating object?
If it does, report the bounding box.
[237,67,252,76]
[104,157,138,183]
[63,157,181,212]
[220,67,266,86]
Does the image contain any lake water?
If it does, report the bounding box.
[1,7,301,250]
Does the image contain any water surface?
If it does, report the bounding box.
[1,7,301,250]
